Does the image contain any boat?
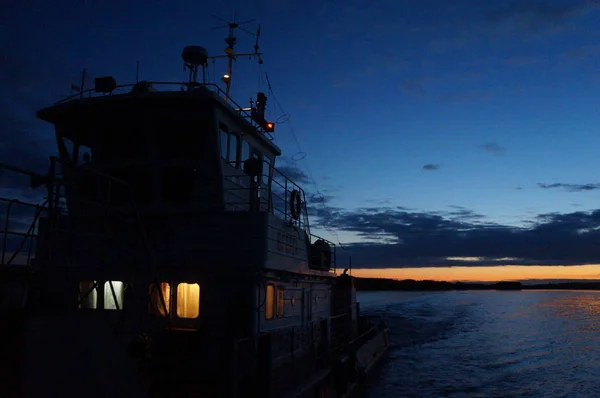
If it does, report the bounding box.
[0,17,389,398]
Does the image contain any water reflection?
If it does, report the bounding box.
[360,291,600,398]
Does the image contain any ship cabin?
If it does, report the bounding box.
[31,75,340,387]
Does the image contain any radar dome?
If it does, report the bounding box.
[182,46,208,67]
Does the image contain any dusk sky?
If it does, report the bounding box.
[2,0,600,281]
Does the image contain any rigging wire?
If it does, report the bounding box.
[263,72,349,252]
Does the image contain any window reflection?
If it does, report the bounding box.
[149,282,171,315]
[79,280,97,309]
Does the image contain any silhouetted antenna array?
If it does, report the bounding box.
[208,13,263,103]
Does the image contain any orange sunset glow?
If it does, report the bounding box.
[351,265,600,282]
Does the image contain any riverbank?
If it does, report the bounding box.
[353,277,600,291]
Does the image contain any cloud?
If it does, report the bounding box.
[480,142,506,155]
[504,55,544,67]
[310,206,600,268]
[487,0,600,33]
[400,78,426,97]
[276,165,312,185]
[440,90,492,103]
[423,164,440,171]
[538,182,600,192]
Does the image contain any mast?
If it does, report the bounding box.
[209,14,263,103]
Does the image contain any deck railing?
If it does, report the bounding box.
[0,163,48,266]
[224,159,311,234]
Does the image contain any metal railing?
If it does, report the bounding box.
[224,159,311,234]
[54,81,275,141]
[0,162,49,267]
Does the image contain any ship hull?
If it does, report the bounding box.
[1,309,389,398]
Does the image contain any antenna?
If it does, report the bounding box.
[209,13,263,103]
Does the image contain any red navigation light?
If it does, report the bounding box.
[264,121,275,133]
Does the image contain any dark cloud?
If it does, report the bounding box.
[423,164,440,171]
[311,205,600,268]
[480,142,506,154]
[440,90,492,103]
[538,182,600,192]
[275,165,311,185]
[487,0,600,32]
[400,78,426,97]
[0,46,64,195]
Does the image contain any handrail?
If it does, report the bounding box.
[223,159,312,233]
[0,163,49,266]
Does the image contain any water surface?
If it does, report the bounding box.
[359,290,600,398]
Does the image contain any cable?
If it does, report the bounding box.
[263,72,348,251]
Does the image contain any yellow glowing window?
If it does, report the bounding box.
[78,280,97,309]
[276,286,285,318]
[176,283,200,318]
[265,284,275,320]
[149,282,171,316]
[104,281,125,310]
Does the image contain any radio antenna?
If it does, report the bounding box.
[209,13,263,103]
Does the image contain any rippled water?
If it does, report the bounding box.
[359,290,600,398]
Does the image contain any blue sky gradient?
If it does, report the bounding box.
[2,0,600,270]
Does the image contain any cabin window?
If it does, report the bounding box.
[78,145,92,164]
[78,281,97,309]
[176,283,200,318]
[61,137,75,161]
[220,124,229,160]
[148,282,171,316]
[265,284,275,320]
[241,140,250,164]
[263,156,271,185]
[228,133,239,166]
[104,281,125,310]
[276,286,285,317]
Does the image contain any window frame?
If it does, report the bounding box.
[276,286,285,318]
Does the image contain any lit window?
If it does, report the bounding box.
[177,283,200,318]
[265,284,275,320]
[276,286,285,318]
[149,282,170,316]
[104,281,125,310]
[79,280,97,309]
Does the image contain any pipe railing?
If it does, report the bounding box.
[223,159,311,233]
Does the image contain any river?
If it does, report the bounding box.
[358,290,600,397]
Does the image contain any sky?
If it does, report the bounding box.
[2,0,600,282]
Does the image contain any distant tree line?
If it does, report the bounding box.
[352,277,600,291]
